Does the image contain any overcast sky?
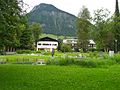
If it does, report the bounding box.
[23,0,117,16]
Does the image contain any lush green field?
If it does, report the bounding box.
[0,65,120,90]
[0,52,118,68]
[0,52,80,63]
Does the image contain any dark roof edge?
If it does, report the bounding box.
[38,37,58,42]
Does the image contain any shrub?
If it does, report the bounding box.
[46,59,58,65]
[43,51,51,56]
[35,51,41,53]
[111,54,120,63]
[60,44,72,52]
[58,57,75,66]
[0,51,6,55]
[75,60,97,68]
[75,58,116,68]
[16,50,32,54]
[46,57,75,66]
[96,59,116,66]
[88,51,99,58]
[46,55,116,68]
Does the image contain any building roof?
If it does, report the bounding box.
[38,37,58,42]
[89,40,95,44]
[63,38,95,45]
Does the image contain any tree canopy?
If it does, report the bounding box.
[76,6,92,52]
[0,0,42,52]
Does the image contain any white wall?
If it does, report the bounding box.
[63,39,77,44]
[37,41,58,51]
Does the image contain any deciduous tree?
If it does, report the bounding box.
[29,23,42,46]
[76,6,91,52]
[92,8,114,51]
[0,0,25,52]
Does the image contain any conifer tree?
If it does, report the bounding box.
[115,0,120,17]
[114,0,120,52]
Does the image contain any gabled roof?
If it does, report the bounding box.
[38,37,58,42]
[89,40,95,44]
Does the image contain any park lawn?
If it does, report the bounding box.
[0,65,120,90]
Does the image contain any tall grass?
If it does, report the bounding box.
[46,55,116,68]
[46,56,75,66]
[1,52,120,68]
[111,54,120,63]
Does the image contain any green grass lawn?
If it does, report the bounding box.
[0,65,120,90]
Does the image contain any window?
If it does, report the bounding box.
[52,44,57,46]
[38,43,41,45]
[43,44,50,45]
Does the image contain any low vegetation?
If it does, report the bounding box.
[1,51,120,90]
[1,65,120,90]
[0,52,120,68]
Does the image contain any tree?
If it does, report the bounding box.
[0,0,26,52]
[29,23,42,46]
[113,0,120,52]
[92,8,114,51]
[78,6,91,20]
[76,6,91,52]
[20,28,34,50]
[115,0,120,17]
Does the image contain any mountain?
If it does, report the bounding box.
[27,3,77,36]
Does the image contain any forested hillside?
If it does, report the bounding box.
[27,3,77,36]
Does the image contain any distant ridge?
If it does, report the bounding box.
[27,3,77,36]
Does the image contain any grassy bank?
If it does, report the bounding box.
[0,65,120,90]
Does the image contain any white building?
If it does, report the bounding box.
[63,38,77,47]
[37,37,58,51]
[63,38,96,49]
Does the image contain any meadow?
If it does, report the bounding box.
[0,64,120,90]
[1,52,120,90]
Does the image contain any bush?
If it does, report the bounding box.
[111,54,120,63]
[46,56,75,66]
[46,55,116,68]
[88,48,100,52]
[43,51,51,56]
[58,57,75,66]
[0,51,6,55]
[75,58,116,68]
[16,50,32,54]
[75,60,97,68]
[60,44,72,52]
[88,51,99,58]
[35,51,41,53]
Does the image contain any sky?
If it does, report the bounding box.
[23,0,117,16]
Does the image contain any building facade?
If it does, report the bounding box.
[63,38,96,49]
[37,37,58,51]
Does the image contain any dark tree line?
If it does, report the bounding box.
[0,0,42,53]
